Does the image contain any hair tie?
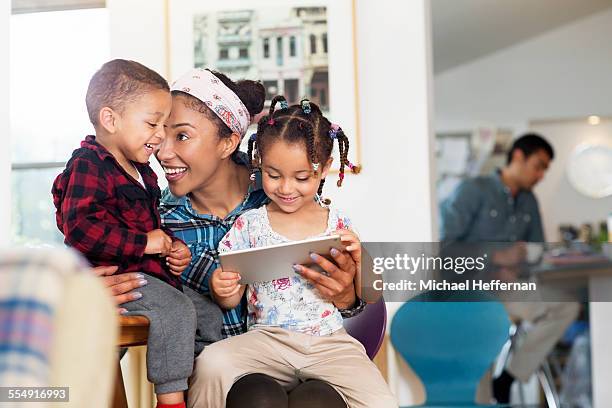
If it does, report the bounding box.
[267,118,275,125]
[280,100,289,110]
[337,172,345,187]
[328,124,340,139]
[249,133,257,142]
[301,99,312,115]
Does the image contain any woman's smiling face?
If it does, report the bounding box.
[156,94,228,197]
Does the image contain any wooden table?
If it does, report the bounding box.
[534,261,612,408]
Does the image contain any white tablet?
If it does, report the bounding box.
[219,235,342,284]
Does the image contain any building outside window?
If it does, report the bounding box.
[263,37,270,58]
[219,48,230,60]
[239,47,249,59]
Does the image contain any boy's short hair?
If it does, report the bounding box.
[506,133,554,165]
[86,59,169,126]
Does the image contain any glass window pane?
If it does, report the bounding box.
[11,167,65,246]
[10,8,110,164]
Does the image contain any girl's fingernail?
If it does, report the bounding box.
[135,273,145,279]
[330,248,339,256]
[310,253,318,261]
[132,292,143,299]
[292,264,302,273]
[138,279,148,286]
[119,308,128,315]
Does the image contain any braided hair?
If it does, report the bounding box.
[249,96,360,204]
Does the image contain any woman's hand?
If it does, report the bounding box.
[92,265,148,314]
[167,240,192,276]
[294,244,359,310]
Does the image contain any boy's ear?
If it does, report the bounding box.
[219,132,242,159]
[98,107,118,134]
[320,157,334,179]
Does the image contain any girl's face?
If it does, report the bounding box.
[260,139,331,214]
[156,95,228,197]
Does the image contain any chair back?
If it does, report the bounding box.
[390,291,509,405]
[343,297,387,360]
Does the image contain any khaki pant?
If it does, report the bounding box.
[504,301,580,381]
[476,301,580,403]
[188,327,397,408]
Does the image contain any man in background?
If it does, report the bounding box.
[439,133,579,403]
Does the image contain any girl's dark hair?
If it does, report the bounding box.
[248,95,360,203]
[173,69,265,159]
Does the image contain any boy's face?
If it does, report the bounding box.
[114,89,172,163]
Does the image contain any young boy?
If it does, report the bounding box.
[52,59,214,408]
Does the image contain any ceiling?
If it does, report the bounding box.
[432,0,612,74]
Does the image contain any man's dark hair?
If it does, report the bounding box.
[86,59,169,126]
[506,133,554,165]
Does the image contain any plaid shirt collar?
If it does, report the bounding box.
[82,135,152,173]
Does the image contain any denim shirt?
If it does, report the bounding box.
[159,153,269,337]
[439,170,544,243]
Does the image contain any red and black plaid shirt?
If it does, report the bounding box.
[52,135,180,288]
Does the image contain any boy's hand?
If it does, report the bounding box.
[145,229,172,256]
[167,241,192,276]
[210,267,242,299]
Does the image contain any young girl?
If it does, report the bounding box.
[200,97,397,408]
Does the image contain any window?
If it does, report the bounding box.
[10,8,110,245]
[289,36,296,57]
[276,37,283,65]
[320,89,327,107]
[284,79,299,104]
[239,47,249,59]
[263,80,278,102]
[310,34,317,54]
[263,38,270,58]
[322,33,328,54]
[219,48,229,60]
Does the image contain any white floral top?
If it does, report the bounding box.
[218,205,353,336]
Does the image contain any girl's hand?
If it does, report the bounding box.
[210,267,244,309]
[167,240,192,276]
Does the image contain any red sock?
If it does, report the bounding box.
[156,403,185,408]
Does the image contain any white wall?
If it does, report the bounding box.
[1,1,10,246]
[107,0,168,77]
[531,119,612,241]
[435,7,612,134]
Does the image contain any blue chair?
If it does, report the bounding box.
[390,291,510,407]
